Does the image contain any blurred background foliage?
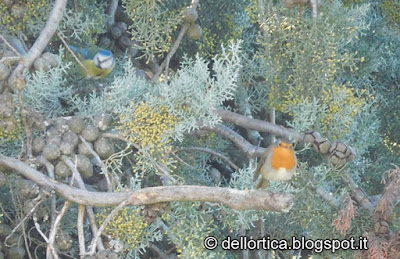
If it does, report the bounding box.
[0,0,399,258]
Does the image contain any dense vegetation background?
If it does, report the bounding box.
[0,0,399,258]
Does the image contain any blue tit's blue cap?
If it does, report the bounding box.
[99,49,113,57]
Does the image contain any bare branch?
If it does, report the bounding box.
[77,205,86,256]
[200,124,266,158]
[151,0,200,83]
[33,213,49,243]
[47,200,71,259]
[107,0,119,26]
[18,91,33,157]
[0,34,23,56]
[37,156,57,225]
[341,172,374,213]
[61,155,105,251]
[214,109,300,141]
[149,243,169,259]
[88,199,131,255]
[8,0,68,89]
[5,195,45,247]
[0,155,294,212]
[78,136,112,191]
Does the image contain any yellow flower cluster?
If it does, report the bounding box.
[380,0,400,24]
[123,0,180,61]
[120,102,178,148]
[262,13,369,139]
[383,135,400,155]
[0,0,48,34]
[319,84,366,138]
[96,206,149,250]
[197,11,243,58]
[170,218,217,258]
[0,116,23,141]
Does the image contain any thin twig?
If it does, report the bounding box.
[270,107,276,144]
[33,213,50,243]
[47,200,71,259]
[78,135,111,191]
[151,0,200,83]
[61,155,105,251]
[18,91,32,157]
[156,218,179,244]
[0,34,23,56]
[77,205,86,256]
[5,195,45,247]
[103,132,178,184]
[0,56,21,64]
[171,152,197,170]
[149,243,169,259]
[57,31,90,75]
[314,186,340,209]
[240,226,249,259]
[87,199,131,255]
[174,146,240,171]
[37,156,57,225]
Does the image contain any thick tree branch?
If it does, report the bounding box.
[200,124,267,158]
[107,0,119,26]
[342,172,374,213]
[313,186,340,209]
[214,109,301,141]
[0,155,293,212]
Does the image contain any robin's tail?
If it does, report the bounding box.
[256,178,269,189]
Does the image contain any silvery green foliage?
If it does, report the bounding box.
[286,97,324,133]
[69,58,149,118]
[345,99,380,184]
[346,99,380,159]
[58,2,108,44]
[59,10,95,41]
[23,50,71,118]
[218,164,259,232]
[0,139,22,156]
[236,53,269,114]
[122,0,181,61]
[148,41,243,141]
[125,221,163,257]
[164,202,224,258]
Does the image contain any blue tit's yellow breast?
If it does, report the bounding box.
[81,60,111,79]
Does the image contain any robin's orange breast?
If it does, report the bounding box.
[270,146,296,170]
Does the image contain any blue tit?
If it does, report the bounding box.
[69,45,115,79]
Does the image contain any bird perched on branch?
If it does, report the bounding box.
[253,138,297,189]
[69,45,115,79]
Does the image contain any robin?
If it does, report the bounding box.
[253,138,297,189]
